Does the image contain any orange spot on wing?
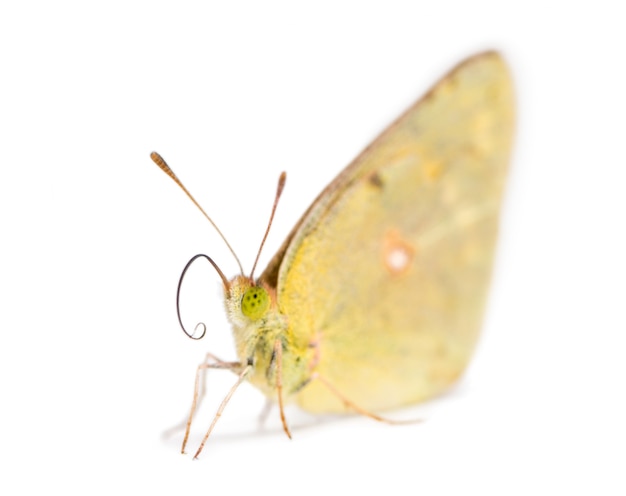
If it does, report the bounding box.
[382,229,416,276]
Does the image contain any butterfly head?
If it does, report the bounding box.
[150,152,286,340]
[225,275,275,328]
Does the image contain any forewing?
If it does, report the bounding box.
[268,52,514,412]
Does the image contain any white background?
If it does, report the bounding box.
[1,1,625,495]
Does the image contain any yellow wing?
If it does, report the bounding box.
[262,51,514,413]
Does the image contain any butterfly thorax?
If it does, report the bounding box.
[225,275,314,400]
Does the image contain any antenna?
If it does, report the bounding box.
[150,151,244,275]
[249,171,287,282]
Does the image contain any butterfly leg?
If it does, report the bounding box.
[194,353,243,425]
[312,373,422,426]
[193,363,252,459]
[273,339,293,440]
[181,353,242,455]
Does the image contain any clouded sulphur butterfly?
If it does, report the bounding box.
[151,50,514,458]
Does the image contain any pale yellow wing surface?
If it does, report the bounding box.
[264,52,514,413]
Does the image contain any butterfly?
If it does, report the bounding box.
[151,50,514,458]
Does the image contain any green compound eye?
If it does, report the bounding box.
[241,286,270,320]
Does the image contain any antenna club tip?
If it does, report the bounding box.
[277,171,287,196]
[151,151,176,178]
[150,151,165,166]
